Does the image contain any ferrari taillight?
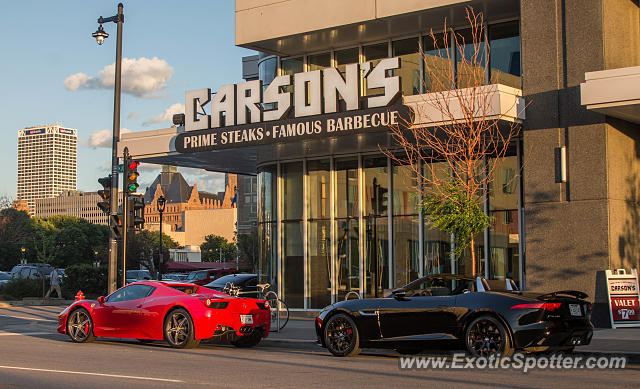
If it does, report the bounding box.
[264,300,270,308]
[204,298,212,307]
[510,302,562,311]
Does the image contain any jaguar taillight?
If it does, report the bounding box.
[510,302,562,311]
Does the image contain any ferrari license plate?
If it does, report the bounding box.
[569,304,582,316]
[240,315,253,324]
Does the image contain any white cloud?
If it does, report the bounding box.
[87,128,132,148]
[63,57,174,98]
[143,103,185,126]
[181,168,226,194]
[127,112,140,119]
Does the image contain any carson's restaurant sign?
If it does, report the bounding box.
[176,57,410,153]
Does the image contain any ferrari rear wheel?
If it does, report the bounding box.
[164,308,200,349]
[66,308,95,343]
[465,315,513,357]
[324,313,360,357]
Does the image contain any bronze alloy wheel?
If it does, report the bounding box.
[164,308,200,349]
[67,308,95,343]
[465,315,513,356]
[324,313,360,357]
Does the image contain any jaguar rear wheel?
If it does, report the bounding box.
[465,315,513,357]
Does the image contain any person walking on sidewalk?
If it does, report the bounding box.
[45,267,62,299]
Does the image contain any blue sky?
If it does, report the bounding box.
[0,1,254,198]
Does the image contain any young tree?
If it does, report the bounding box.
[126,230,179,275]
[384,8,524,276]
[0,208,33,269]
[201,234,236,263]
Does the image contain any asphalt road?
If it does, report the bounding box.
[0,305,638,388]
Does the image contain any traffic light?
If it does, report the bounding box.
[97,175,112,214]
[128,194,145,230]
[124,157,140,194]
[110,214,123,238]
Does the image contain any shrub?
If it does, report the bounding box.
[0,278,45,300]
[60,264,108,299]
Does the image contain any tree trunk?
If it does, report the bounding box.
[470,235,476,277]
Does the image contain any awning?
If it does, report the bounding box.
[164,261,239,272]
[581,66,640,124]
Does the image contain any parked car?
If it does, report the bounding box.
[187,269,237,286]
[125,270,152,284]
[58,281,271,348]
[203,273,258,295]
[10,265,46,280]
[315,273,593,357]
[0,271,10,287]
[162,273,188,281]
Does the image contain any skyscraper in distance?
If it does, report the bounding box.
[17,125,77,215]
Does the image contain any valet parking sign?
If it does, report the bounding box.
[605,269,640,328]
[176,57,412,153]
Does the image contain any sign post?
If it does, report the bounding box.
[605,268,640,328]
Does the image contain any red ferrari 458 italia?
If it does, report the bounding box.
[58,281,271,348]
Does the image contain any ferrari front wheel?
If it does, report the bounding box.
[66,308,95,343]
[164,308,200,349]
[324,313,360,357]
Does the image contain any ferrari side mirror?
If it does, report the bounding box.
[392,288,407,300]
[98,296,105,305]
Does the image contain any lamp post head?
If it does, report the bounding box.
[92,24,109,45]
[157,195,166,212]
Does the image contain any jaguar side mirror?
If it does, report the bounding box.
[98,296,105,305]
[392,288,407,300]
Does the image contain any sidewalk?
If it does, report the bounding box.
[0,298,74,307]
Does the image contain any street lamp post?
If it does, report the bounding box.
[93,3,124,293]
[157,195,166,280]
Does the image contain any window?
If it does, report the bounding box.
[489,21,521,88]
[307,53,330,71]
[455,28,486,88]
[363,43,389,96]
[423,33,452,92]
[393,37,420,96]
[107,285,155,303]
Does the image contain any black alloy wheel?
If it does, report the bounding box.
[164,308,200,349]
[66,308,95,343]
[465,315,513,357]
[324,313,360,357]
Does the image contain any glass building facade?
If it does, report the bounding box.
[257,152,522,309]
[255,20,523,310]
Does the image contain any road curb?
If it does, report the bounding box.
[0,299,73,307]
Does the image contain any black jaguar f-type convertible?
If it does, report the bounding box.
[315,274,593,357]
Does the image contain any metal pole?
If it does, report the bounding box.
[121,147,129,288]
[159,209,163,280]
[107,3,124,293]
